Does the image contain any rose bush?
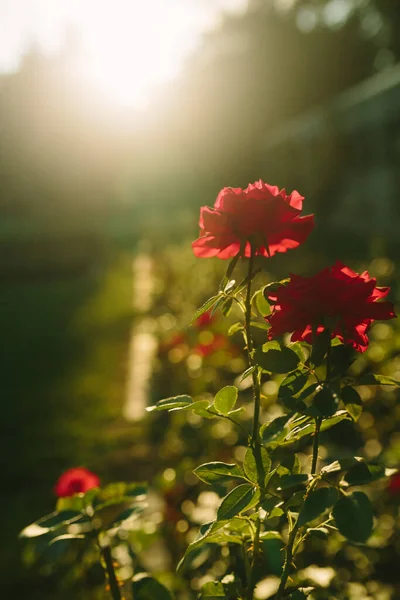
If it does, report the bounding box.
[192,179,314,259]
[267,261,396,351]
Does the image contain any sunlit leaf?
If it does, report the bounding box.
[191,296,220,324]
[243,447,271,484]
[146,395,192,412]
[214,386,238,415]
[357,373,400,386]
[217,484,256,521]
[194,462,246,485]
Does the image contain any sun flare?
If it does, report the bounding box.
[73,1,209,109]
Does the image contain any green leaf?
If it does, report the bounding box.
[132,574,173,600]
[194,462,246,485]
[330,344,355,378]
[221,297,233,317]
[176,520,227,571]
[357,373,400,386]
[228,322,243,336]
[261,415,292,447]
[254,346,300,374]
[250,320,270,331]
[263,279,290,295]
[109,505,145,528]
[48,533,86,545]
[344,461,386,486]
[20,511,82,538]
[341,386,363,421]
[333,492,373,543]
[226,251,241,281]
[146,395,192,412]
[297,383,319,403]
[279,371,309,410]
[285,411,350,444]
[279,474,310,490]
[200,581,226,598]
[262,496,284,513]
[298,487,339,526]
[56,495,86,512]
[307,527,329,539]
[243,447,271,484]
[311,386,339,417]
[277,454,302,476]
[217,484,256,521]
[254,289,271,317]
[310,329,331,367]
[191,296,220,324]
[190,400,213,418]
[214,386,238,415]
[240,366,256,382]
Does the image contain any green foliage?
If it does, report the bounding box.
[298,487,338,526]
[132,573,174,600]
[254,343,300,373]
[333,492,373,543]
[194,462,246,485]
[146,395,193,412]
[213,386,238,415]
[340,386,363,421]
[216,484,256,521]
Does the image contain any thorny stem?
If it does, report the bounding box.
[311,417,322,476]
[101,545,122,600]
[244,249,265,600]
[276,339,332,599]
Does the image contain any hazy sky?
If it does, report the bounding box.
[0,0,248,71]
[0,0,248,105]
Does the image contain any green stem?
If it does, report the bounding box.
[243,249,264,600]
[311,417,322,475]
[275,519,300,600]
[276,339,332,599]
[102,545,122,600]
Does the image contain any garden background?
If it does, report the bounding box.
[1,1,400,598]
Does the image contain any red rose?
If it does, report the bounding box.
[388,472,400,495]
[192,180,314,259]
[266,262,396,352]
[194,311,215,328]
[55,467,100,497]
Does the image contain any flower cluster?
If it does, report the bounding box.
[193,180,396,352]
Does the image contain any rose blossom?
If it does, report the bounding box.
[388,472,400,495]
[192,180,314,259]
[55,467,100,497]
[266,261,396,352]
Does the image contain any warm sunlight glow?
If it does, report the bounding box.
[0,0,248,109]
[80,3,195,109]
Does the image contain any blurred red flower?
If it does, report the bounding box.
[266,262,396,352]
[388,472,400,495]
[193,310,215,328]
[192,180,314,259]
[55,467,100,497]
[193,333,232,357]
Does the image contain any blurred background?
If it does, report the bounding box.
[1,0,400,598]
